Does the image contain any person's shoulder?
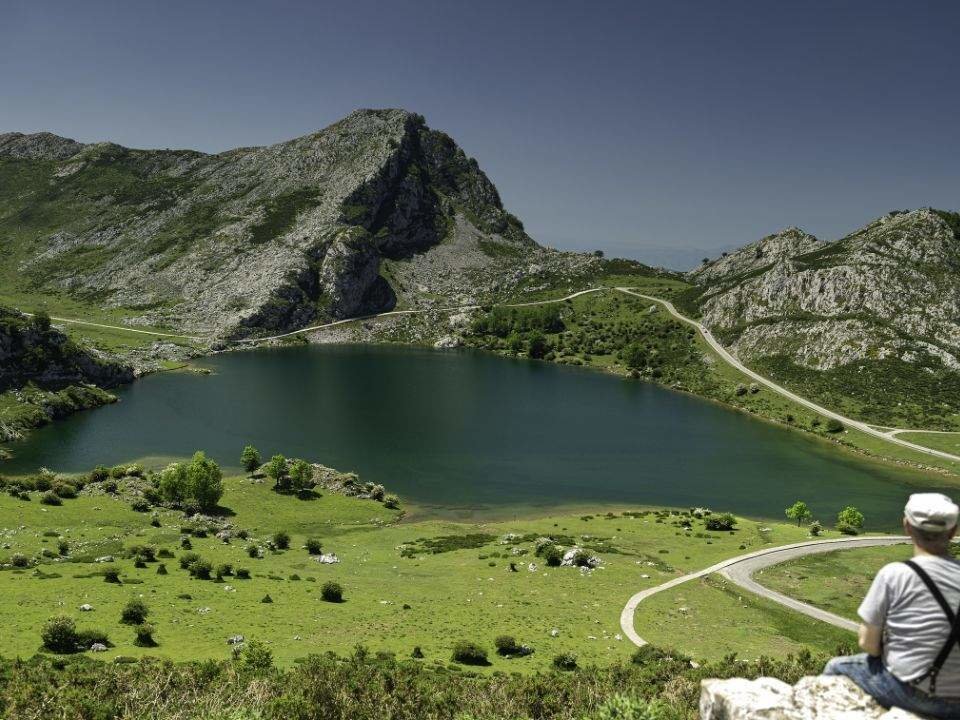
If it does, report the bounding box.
[874,560,913,583]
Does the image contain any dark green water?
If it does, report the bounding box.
[2,344,946,526]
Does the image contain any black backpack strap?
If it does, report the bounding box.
[902,560,960,694]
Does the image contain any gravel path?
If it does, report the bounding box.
[619,535,910,646]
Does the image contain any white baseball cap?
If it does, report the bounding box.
[905,493,959,532]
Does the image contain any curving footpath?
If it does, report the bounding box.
[619,535,910,646]
[616,288,960,463]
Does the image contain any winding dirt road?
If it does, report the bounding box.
[619,535,910,647]
[617,288,960,463]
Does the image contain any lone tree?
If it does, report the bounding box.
[785,501,812,526]
[620,342,647,372]
[837,506,865,535]
[527,331,549,360]
[186,451,223,511]
[825,418,845,433]
[265,455,289,491]
[240,445,261,473]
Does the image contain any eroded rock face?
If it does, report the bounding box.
[688,209,960,371]
[699,675,921,719]
[1,109,549,339]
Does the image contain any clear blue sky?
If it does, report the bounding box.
[2,1,957,268]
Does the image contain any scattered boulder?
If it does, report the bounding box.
[226,635,245,645]
[314,553,340,564]
[79,603,93,612]
[89,643,108,652]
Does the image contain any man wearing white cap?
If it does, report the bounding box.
[824,493,960,718]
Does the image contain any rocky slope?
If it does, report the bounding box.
[684,209,960,372]
[0,308,132,392]
[1,109,591,339]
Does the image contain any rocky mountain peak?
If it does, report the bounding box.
[689,226,820,284]
[0,131,86,161]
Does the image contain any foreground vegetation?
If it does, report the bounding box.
[0,645,830,720]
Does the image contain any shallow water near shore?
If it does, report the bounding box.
[3,344,950,528]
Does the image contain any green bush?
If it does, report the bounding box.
[40,491,62,506]
[102,566,121,583]
[246,544,260,558]
[57,540,69,556]
[553,652,578,670]
[53,483,77,499]
[189,559,212,580]
[320,581,343,603]
[120,599,149,625]
[305,538,322,555]
[237,639,273,672]
[544,545,563,567]
[156,563,168,575]
[241,445,262,473]
[272,531,290,550]
[133,624,157,647]
[705,513,737,531]
[451,640,488,665]
[130,498,150,513]
[826,418,844,433]
[494,635,521,655]
[236,568,251,579]
[89,465,110,483]
[10,553,30,568]
[41,615,78,652]
[178,552,200,569]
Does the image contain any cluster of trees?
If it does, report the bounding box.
[470,305,564,338]
[785,500,864,535]
[158,452,223,512]
[241,446,314,494]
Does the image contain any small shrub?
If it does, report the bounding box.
[411,646,424,659]
[215,563,233,578]
[246,544,260,558]
[133,624,157,647]
[320,581,343,603]
[705,513,737,531]
[10,553,30,568]
[40,492,62,506]
[150,513,161,528]
[53,483,77,499]
[261,594,273,603]
[102,566,121,584]
[544,545,563,567]
[178,552,200,569]
[189,559,212,580]
[134,558,147,569]
[237,639,273,672]
[130,498,150,513]
[41,616,78,652]
[89,466,110,483]
[553,652,578,670]
[383,494,400,509]
[451,640,488,665]
[157,548,174,558]
[180,537,193,550]
[156,563,168,575]
[76,628,110,649]
[272,531,290,550]
[809,520,823,537]
[305,538,322,555]
[826,418,844,433]
[120,599,149,625]
[110,465,127,479]
[495,635,521,656]
[57,540,70,556]
[235,568,250,579]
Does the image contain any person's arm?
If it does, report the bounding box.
[858,623,883,657]
[857,567,891,657]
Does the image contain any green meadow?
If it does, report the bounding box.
[0,466,833,670]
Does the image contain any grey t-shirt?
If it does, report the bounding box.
[859,555,960,698]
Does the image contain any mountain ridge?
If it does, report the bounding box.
[1,109,587,340]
